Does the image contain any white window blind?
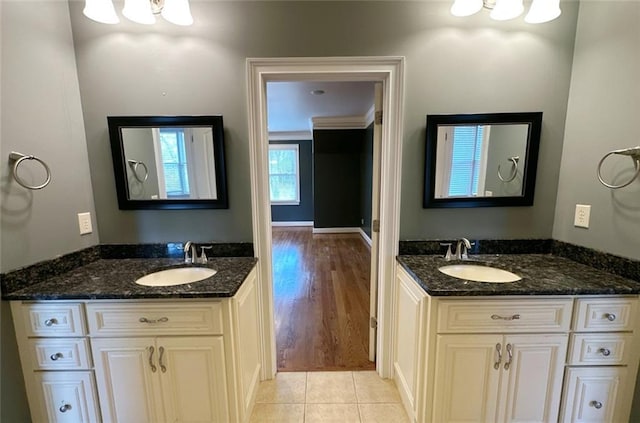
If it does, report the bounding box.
[448,125,484,197]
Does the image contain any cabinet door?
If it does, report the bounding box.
[158,336,230,423]
[91,338,162,423]
[498,334,568,423]
[35,371,100,423]
[560,367,627,423]
[394,267,426,416]
[433,334,502,423]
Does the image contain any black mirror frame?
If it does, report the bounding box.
[108,115,229,210]
[423,112,542,208]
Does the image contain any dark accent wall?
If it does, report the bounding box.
[314,129,372,229]
[361,124,374,237]
[270,139,314,222]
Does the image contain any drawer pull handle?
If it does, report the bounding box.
[148,346,157,372]
[494,343,502,370]
[44,318,58,327]
[605,313,617,322]
[590,400,603,409]
[599,348,612,356]
[139,317,169,324]
[59,404,72,413]
[491,314,520,321]
[50,352,64,361]
[159,346,167,373]
[504,343,513,370]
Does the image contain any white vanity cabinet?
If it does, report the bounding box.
[10,301,101,423]
[87,301,230,423]
[430,298,571,423]
[560,297,639,423]
[11,267,261,423]
[393,264,640,423]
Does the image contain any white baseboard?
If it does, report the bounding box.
[359,228,372,246]
[271,221,314,227]
[312,227,362,234]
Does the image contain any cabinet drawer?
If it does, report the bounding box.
[437,298,573,333]
[20,303,86,337]
[35,371,100,423]
[86,301,223,336]
[560,367,626,423]
[573,298,637,332]
[568,333,633,366]
[29,338,92,370]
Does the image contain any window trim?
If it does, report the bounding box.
[268,143,301,205]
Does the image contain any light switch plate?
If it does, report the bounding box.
[78,212,93,235]
[574,204,591,228]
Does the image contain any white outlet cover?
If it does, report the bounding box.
[78,212,93,235]
[574,204,591,229]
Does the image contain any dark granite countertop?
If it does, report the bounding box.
[397,254,640,296]
[3,257,258,301]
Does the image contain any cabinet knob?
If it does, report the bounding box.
[50,352,64,361]
[59,404,72,413]
[605,313,616,322]
[590,401,603,409]
[599,348,611,357]
[44,318,58,327]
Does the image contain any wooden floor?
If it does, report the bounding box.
[272,227,375,372]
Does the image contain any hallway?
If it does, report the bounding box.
[272,227,374,371]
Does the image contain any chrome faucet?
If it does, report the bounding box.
[183,241,197,263]
[454,238,472,260]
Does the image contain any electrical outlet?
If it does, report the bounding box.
[574,204,591,229]
[78,212,93,235]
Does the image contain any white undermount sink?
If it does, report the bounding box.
[135,267,217,287]
[438,264,521,283]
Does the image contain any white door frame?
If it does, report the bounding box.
[246,56,405,379]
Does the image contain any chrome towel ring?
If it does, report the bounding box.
[127,159,149,183]
[497,156,520,183]
[9,151,51,190]
[597,146,640,189]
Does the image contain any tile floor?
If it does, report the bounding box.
[249,371,410,423]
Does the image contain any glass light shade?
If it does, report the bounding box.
[450,0,484,17]
[490,0,524,20]
[161,0,194,26]
[123,0,156,24]
[525,0,561,23]
[83,0,119,24]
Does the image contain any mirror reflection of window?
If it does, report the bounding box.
[435,125,490,198]
[158,128,190,198]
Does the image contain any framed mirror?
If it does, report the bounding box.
[424,112,542,208]
[108,116,228,210]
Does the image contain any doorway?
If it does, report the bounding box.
[246,57,405,379]
[267,80,377,371]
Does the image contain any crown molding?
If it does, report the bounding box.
[311,112,373,130]
[268,130,312,141]
[365,104,376,128]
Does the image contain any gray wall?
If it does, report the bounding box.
[552,1,640,262]
[0,2,96,420]
[67,1,579,244]
[1,1,99,273]
[484,124,529,197]
[313,129,365,228]
[122,128,161,200]
[270,139,314,222]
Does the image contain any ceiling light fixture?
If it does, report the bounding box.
[450,0,561,23]
[83,0,193,26]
